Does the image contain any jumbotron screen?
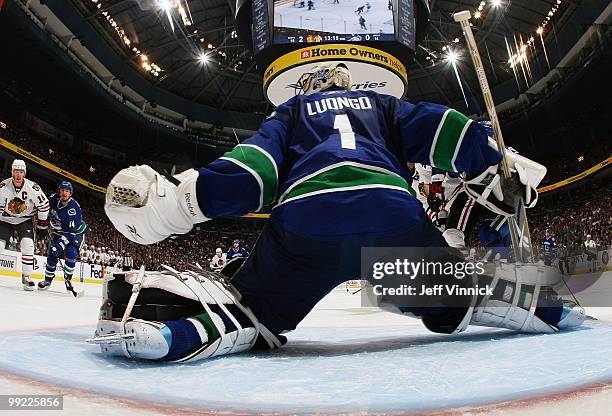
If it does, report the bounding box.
[260,0,415,50]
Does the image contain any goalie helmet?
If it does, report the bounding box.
[296,63,352,95]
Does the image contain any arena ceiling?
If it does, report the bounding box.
[69,0,579,115]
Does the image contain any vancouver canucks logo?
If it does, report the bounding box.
[126,224,142,241]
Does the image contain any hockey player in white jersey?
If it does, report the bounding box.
[0,160,50,290]
[209,248,226,272]
[91,63,585,362]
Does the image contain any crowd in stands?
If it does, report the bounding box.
[80,211,263,271]
[1,121,120,186]
[530,180,611,253]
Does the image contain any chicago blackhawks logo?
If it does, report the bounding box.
[418,182,429,198]
[7,197,27,214]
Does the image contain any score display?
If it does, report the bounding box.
[273,0,396,45]
[250,0,418,53]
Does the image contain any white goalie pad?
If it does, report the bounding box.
[88,266,282,362]
[455,262,585,334]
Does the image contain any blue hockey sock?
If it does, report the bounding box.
[534,298,563,326]
[160,311,229,361]
[160,319,204,361]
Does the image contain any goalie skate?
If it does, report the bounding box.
[88,265,282,362]
[454,262,586,334]
[382,262,586,334]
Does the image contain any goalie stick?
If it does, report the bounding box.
[453,10,535,263]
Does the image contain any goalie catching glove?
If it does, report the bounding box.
[104,165,209,244]
[463,148,541,217]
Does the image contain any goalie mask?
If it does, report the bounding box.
[296,63,352,95]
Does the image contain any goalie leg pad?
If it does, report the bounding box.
[459,263,586,333]
[90,267,280,362]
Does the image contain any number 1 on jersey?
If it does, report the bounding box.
[334,114,356,150]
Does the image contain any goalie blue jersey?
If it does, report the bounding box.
[196,90,502,239]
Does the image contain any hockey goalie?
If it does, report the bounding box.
[91,63,585,362]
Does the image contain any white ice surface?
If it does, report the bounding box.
[1,274,612,415]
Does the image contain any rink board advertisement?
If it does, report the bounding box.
[0,250,108,283]
[567,247,612,275]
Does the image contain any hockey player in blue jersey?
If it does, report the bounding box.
[541,227,557,266]
[38,181,87,294]
[478,216,511,261]
[94,63,585,362]
[226,239,249,261]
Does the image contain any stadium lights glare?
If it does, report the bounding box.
[198,53,209,64]
[447,49,458,63]
[474,11,482,19]
[491,0,502,6]
[156,0,175,11]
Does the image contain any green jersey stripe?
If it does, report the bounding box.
[221,145,278,206]
[431,110,471,172]
[74,222,87,235]
[280,164,415,204]
[220,157,264,211]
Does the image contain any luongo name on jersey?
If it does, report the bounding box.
[0,178,50,224]
[195,90,502,239]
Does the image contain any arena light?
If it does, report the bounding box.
[491,0,502,7]
[198,53,209,64]
[156,0,177,11]
[446,49,469,108]
[89,0,163,77]
[474,11,482,19]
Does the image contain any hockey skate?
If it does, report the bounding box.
[22,276,35,291]
[37,279,52,290]
[87,266,282,362]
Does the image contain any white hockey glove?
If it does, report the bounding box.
[104,165,209,245]
[464,161,538,217]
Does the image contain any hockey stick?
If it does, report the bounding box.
[58,258,85,298]
[45,228,85,298]
[453,11,534,263]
